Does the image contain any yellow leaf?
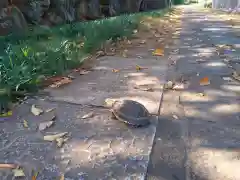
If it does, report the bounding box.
[13,168,25,177]
[23,120,28,128]
[0,110,13,117]
[152,48,164,56]
[112,69,119,73]
[60,174,65,180]
[200,77,210,86]
[136,65,147,71]
[136,65,141,71]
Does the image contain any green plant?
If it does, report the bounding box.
[0,8,169,110]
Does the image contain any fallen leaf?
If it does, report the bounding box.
[81,112,94,119]
[134,85,154,92]
[96,50,105,57]
[79,70,91,75]
[23,120,28,128]
[197,93,205,96]
[133,29,138,34]
[126,40,132,45]
[140,40,146,44]
[172,83,185,90]
[200,77,210,86]
[154,33,161,38]
[43,132,68,141]
[122,49,128,58]
[46,108,55,113]
[112,69,119,73]
[164,81,174,89]
[0,163,16,169]
[60,174,65,180]
[67,75,75,80]
[136,65,148,71]
[152,48,164,56]
[39,121,54,131]
[232,71,240,81]
[31,169,38,180]
[50,77,72,88]
[56,137,69,148]
[13,168,25,177]
[31,105,43,116]
[173,115,179,120]
[0,110,13,117]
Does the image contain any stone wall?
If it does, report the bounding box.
[0,0,165,36]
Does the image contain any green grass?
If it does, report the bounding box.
[0,8,170,112]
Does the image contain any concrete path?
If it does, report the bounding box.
[0,12,181,179]
[147,6,240,180]
[1,5,240,180]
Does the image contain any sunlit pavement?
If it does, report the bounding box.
[147,5,240,180]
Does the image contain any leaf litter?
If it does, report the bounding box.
[39,121,55,131]
[200,77,210,86]
[31,105,43,116]
[43,132,68,142]
[49,77,72,88]
[12,168,25,177]
[81,112,94,119]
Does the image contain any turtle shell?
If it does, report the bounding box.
[111,100,150,127]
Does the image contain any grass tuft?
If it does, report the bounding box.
[0,8,169,112]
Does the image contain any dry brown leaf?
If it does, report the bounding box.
[50,77,72,88]
[0,163,16,169]
[81,112,94,119]
[31,105,43,116]
[79,70,91,75]
[39,121,54,131]
[43,132,68,141]
[112,69,120,73]
[60,174,65,180]
[23,120,28,128]
[31,169,38,180]
[152,48,164,56]
[13,168,25,177]
[200,77,210,86]
[136,65,148,71]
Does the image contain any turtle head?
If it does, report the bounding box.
[104,98,117,107]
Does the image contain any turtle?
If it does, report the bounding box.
[104,99,151,127]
